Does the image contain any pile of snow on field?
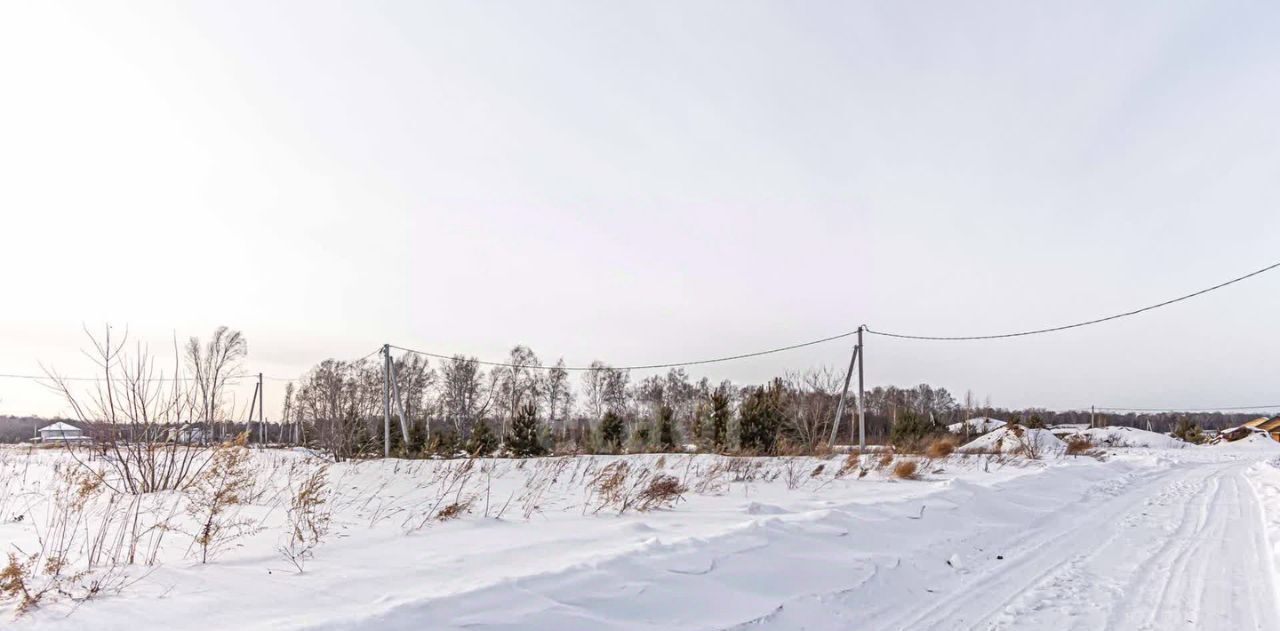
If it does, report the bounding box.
[962,426,1066,456]
[947,417,1006,434]
[1071,426,1187,449]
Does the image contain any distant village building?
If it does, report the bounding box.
[36,421,90,443]
[167,424,209,444]
[1214,415,1280,443]
[1243,416,1280,441]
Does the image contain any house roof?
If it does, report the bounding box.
[39,422,81,432]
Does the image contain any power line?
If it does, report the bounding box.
[1094,404,1280,413]
[0,347,383,384]
[390,327,860,371]
[868,259,1280,341]
[4,259,1278,381]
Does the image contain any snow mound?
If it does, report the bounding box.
[962,427,1067,456]
[1071,426,1187,449]
[947,417,1006,434]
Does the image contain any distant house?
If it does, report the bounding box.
[1243,415,1280,441]
[167,424,208,444]
[36,421,90,443]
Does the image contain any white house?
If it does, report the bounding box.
[37,421,90,443]
[166,424,209,444]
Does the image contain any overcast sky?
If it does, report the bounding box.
[2,1,1279,419]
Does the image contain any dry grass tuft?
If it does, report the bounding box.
[634,474,687,512]
[876,451,895,469]
[924,436,958,459]
[1064,435,1093,455]
[435,497,474,522]
[0,553,39,614]
[892,460,920,480]
[1065,435,1105,460]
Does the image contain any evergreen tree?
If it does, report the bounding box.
[690,402,708,450]
[507,402,546,457]
[407,419,429,456]
[1025,414,1046,429]
[889,409,934,447]
[657,404,677,452]
[600,410,625,453]
[1172,417,1205,444]
[738,380,785,453]
[466,420,498,457]
[709,388,731,450]
[428,430,459,456]
[629,425,652,452]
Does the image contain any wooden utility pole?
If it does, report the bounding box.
[246,380,260,444]
[857,325,866,450]
[388,355,413,447]
[257,372,264,445]
[829,345,860,446]
[382,344,392,458]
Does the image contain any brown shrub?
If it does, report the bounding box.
[0,553,39,614]
[1065,435,1093,455]
[892,460,920,480]
[1065,435,1105,460]
[635,474,687,512]
[924,436,958,459]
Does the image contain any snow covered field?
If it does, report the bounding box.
[4,439,1280,629]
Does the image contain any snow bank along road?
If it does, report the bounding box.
[331,451,1280,630]
[8,447,1280,629]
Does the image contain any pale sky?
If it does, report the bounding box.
[2,1,1278,419]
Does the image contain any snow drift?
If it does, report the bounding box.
[1069,426,1188,449]
[947,417,1006,434]
[962,427,1067,457]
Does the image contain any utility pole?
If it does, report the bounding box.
[857,325,866,450]
[246,380,260,444]
[1091,405,1096,429]
[388,355,413,447]
[829,345,860,447]
[382,344,392,458]
[258,372,264,446]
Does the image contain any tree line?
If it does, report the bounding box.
[283,345,1273,459]
[9,330,1271,454]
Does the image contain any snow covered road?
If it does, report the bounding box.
[352,454,1280,630]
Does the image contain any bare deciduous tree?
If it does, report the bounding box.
[185,327,247,442]
[44,325,210,494]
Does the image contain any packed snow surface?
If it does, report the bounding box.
[947,417,1006,434]
[5,443,1280,629]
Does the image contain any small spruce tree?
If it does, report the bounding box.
[657,404,677,452]
[889,410,934,448]
[1172,418,1205,444]
[599,410,625,453]
[507,402,546,457]
[738,380,784,454]
[466,420,498,457]
[709,389,731,451]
